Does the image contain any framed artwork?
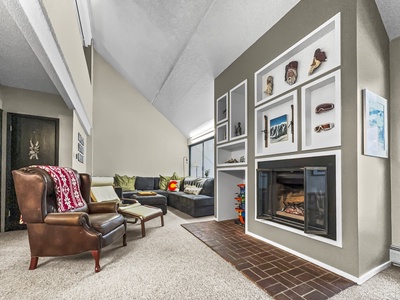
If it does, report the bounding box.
[270,114,288,144]
[363,89,388,158]
[255,91,297,156]
[77,132,85,163]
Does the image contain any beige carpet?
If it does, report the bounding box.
[0,208,399,300]
[0,208,272,300]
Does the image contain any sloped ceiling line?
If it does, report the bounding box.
[151,0,217,105]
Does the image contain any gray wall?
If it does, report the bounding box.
[92,51,188,177]
[215,0,390,278]
[390,37,400,249]
[356,0,390,276]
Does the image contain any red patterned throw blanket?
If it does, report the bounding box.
[33,165,86,212]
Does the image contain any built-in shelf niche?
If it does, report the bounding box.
[229,80,247,140]
[216,122,228,144]
[254,13,340,107]
[255,91,298,156]
[301,70,341,151]
[216,93,228,124]
[217,139,247,167]
[216,168,246,221]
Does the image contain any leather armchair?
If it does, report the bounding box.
[12,167,127,273]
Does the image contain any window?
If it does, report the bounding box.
[189,138,214,178]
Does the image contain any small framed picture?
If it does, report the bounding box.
[363,89,388,158]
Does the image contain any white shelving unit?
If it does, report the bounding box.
[216,167,247,221]
[301,70,341,150]
[217,139,247,167]
[254,13,341,107]
[216,93,228,124]
[229,80,247,141]
[216,122,228,144]
[255,91,298,156]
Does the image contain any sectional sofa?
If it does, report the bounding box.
[115,175,214,218]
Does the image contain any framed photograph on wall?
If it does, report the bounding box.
[363,89,388,158]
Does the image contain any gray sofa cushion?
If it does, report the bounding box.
[135,176,156,190]
[200,178,214,196]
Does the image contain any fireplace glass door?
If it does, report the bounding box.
[257,167,329,236]
[304,167,328,235]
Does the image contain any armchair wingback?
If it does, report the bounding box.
[12,166,127,273]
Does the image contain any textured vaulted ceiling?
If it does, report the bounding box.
[0,0,400,138]
[89,0,301,137]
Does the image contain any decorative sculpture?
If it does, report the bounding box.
[285,61,298,85]
[264,75,274,95]
[308,48,327,75]
[235,122,242,136]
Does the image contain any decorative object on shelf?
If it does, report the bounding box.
[234,122,242,136]
[262,115,268,147]
[308,48,327,75]
[314,123,335,133]
[239,156,245,163]
[205,169,210,177]
[225,158,239,163]
[315,103,335,114]
[234,183,245,226]
[290,104,294,143]
[264,75,273,95]
[270,114,288,144]
[362,89,388,158]
[285,61,298,85]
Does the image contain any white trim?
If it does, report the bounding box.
[254,150,342,247]
[74,0,92,46]
[356,261,391,285]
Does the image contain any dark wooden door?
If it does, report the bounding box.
[6,113,59,231]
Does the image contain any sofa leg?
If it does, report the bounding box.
[91,250,101,273]
[29,256,38,270]
[160,214,164,227]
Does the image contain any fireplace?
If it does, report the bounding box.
[257,155,336,241]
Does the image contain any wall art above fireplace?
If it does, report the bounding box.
[255,151,342,247]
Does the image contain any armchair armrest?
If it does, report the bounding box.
[44,212,90,226]
[88,201,119,213]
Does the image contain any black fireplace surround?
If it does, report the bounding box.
[257,155,336,241]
